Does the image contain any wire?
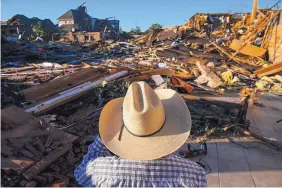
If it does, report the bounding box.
[196,152,212,175]
[197,160,212,175]
[197,154,207,162]
[187,141,212,175]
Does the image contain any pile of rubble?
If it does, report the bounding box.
[133,4,282,94]
[1,82,126,187]
[1,2,282,187]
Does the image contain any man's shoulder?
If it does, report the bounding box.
[86,155,207,187]
[90,154,205,173]
[168,155,206,174]
[169,155,203,166]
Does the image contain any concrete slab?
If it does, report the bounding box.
[205,138,282,187]
[217,143,247,163]
[218,158,255,187]
[249,164,282,187]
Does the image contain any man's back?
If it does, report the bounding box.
[75,82,207,187]
[87,156,206,187]
[74,136,207,187]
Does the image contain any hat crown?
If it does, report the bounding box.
[123,82,165,136]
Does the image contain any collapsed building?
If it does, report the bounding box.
[57,2,120,42]
[1,15,56,41]
[1,0,282,187]
[135,1,282,64]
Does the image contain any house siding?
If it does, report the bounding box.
[58,20,74,27]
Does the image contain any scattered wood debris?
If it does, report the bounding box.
[1,1,282,186]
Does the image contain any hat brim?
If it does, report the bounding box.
[99,89,191,160]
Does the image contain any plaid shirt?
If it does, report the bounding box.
[74,136,207,187]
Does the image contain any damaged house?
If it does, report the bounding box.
[1,21,25,41]
[1,15,56,41]
[57,2,120,42]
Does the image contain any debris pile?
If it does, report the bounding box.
[1,2,282,186]
[1,82,127,187]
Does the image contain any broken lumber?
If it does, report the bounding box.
[1,106,46,138]
[268,12,282,63]
[1,157,35,172]
[127,69,193,81]
[1,105,39,130]
[195,61,223,88]
[171,77,193,93]
[250,0,258,25]
[22,68,107,102]
[1,66,36,74]
[23,143,73,180]
[25,71,128,115]
[181,94,241,109]
[254,62,282,78]
[234,125,282,151]
[141,69,193,79]
[229,39,267,57]
[228,64,252,76]
[156,49,182,58]
[180,57,208,65]
[1,69,64,77]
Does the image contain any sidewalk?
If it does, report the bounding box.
[193,94,282,187]
[194,137,282,187]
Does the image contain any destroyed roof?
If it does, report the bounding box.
[9,14,56,34]
[57,8,92,21]
[194,13,232,16]
[57,9,76,20]
[190,12,246,18]
[57,6,92,31]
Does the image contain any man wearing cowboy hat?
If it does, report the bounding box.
[74,81,207,187]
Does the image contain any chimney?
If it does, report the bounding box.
[78,6,86,12]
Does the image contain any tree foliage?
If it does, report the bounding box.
[32,21,46,37]
[144,23,163,33]
[148,23,163,31]
[128,26,143,35]
[127,24,163,35]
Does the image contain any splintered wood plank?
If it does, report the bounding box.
[254,62,282,78]
[229,39,266,57]
[1,105,46,139]
[268,13,282,63]
[22,68,107,102]
[1,105,39,130]
[1,157,35,172]
[25,71,128,115]
[140,69,193,79]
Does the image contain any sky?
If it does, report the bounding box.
[1,0,280,31]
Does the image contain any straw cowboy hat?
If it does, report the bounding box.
[99,81,191,160]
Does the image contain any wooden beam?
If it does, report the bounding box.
[25,71,128,115]
[254,62,282,78]
[126,69,194,82]
[22,68,107,102]
[181,94,242,109]
[250,0,258,25]
[229,39,267,57]
[228,11,280,62]
[234,125,282,150]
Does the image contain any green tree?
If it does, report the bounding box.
[32,21,46,37]
[145,23,163,33]
[128,26,143,35]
